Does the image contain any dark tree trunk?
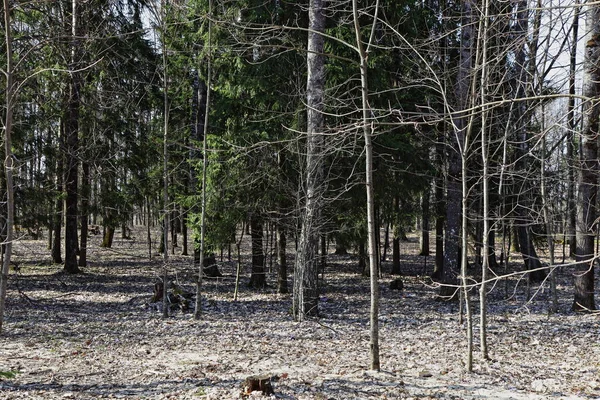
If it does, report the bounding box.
[102,226,115,248]
[249,216,266,289]
[63,79,80,274]
[420,188,430,256]
[434,137,445,278]
[359,240,367,276]
[381,223,390,262]
[277,227,288,294]
[63,0,81,274]
[182,207,188,256]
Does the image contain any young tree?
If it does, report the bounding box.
[0,0,16,333]
[352,0,381,371]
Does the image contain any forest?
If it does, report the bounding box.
[1,0,600,399]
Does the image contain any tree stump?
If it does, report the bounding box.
[241,375,274,396]
[390,278,404,291]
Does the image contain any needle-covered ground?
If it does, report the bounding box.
[0,228,599,399]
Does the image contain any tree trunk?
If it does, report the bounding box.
[277,227,288,294]
[293,0,326,321]
[102,227,115,248]
[419,188,430,256]
[64,0,81,274]
[79,161,89,268]
[249,216,266,289]
[52,148,63,264]
[0,0,15,333]
[353,0,380,369]
[433,132,445,278]
[567,4,580,259]
[573,2,600,312]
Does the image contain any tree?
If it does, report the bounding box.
[573,2,599,312]
[63,0,82,274]
[293,0,326,321]
[352,0,380,371]
[0,0,16,333]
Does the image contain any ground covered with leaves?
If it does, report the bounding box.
[1,228,599,399]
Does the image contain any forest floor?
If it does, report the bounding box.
[1,227,600,399]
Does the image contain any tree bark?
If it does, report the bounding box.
[249,216,266,289]
[0,0,16,333]
[277,227,288,294]
[419,188,430,256]
[353,0,380,370]
[78,161,89,267]
[64,0,81,274]
[293,0,326,321]
[573,2,600,312]
[567,3,580,259]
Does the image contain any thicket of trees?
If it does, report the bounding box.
[1,0,598,370]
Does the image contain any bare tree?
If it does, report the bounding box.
[352,0,381,371]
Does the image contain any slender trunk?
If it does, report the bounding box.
[234,222,245,301]
[194,0,212,319]
[79,161,89,268]
[277,227,288,294]
[381,223,390,262]
[540,110,558,313]
[391,195,401,275]
[182,207,188,256]
[147,197,152,260]
[419,188,430,256]
[0,0,15,333]
[293,0,326,321]
[478,0,490,360]
[52,145,63,264]
[353,0,381,371]
[161,0,169,319]
[567,3,580,259]
[249,216,266,289]
[64,0,81,274]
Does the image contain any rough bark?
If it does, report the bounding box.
[567,4,580,259]
[0,0,15,333]
[419,188,430,256]
[573,2,600,312]
[277,227,288,294]
[249,216,266,289]
[79,161,89,267]
[293,0,325,321]
[63,0,81,274]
